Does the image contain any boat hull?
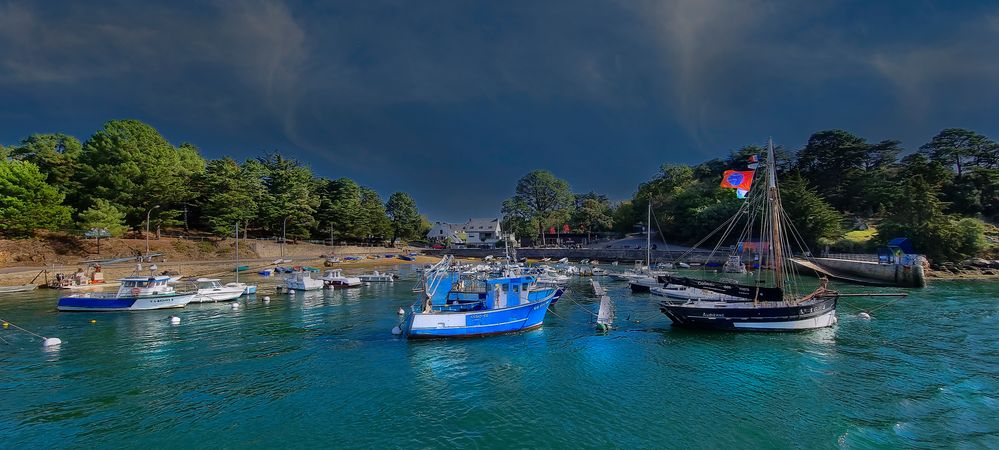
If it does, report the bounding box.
[191,288,244,303]
[58,293,196,312]
[406,297,554,339]
[659,296,837,331]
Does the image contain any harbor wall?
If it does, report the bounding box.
[810,257,926,287]
[423,248,730,265]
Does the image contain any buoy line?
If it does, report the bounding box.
[0,316,61,347]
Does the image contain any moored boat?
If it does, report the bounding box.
[0,284,38,294]
[58,276,195,312]
[357,271,395,282]
[321,269,362,288]
[283,270,324,291]
[404,256,560,339]
[658,140,838,331]
[191,278,244,302]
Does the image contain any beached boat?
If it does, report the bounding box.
[58,276,195,312]
[191,278,244,302]
[357,271,395,282]
[398,255,416,261]
[404,256,562,339]
[0,284,38,294]
[659,140,838,331]
[283,271,324,291]
[321,269,362,288]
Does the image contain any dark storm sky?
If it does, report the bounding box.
[2,1,998,221]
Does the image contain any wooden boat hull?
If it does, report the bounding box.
[659,296,837,331]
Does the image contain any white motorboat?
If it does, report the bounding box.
[0,284,38,294]
[191,278,244,302]
[284,271,324,291]
[357,271,395,282]
[225,282,257,295]
[58,276,195,311]
[651,284,743,302]
[320,269,362,288]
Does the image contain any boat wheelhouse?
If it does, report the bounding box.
[283,270,324,291]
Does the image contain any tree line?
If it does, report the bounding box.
[0,120,426,244]
[501,128,998,262]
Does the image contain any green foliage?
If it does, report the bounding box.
[75,120,205,224]
[386,192,421,244]
[501,197,536,241]
[779,173,844,249]
[9,133,83,197]
[571,192,614,236]
[920,128,999,177]
[77,198,127,237]
[360,187,391,240]
[0,159,73,237]
[319,177,365,241]
[255,153,318,239]
[195,157,263,236]
[877,176,987,262]
[504,170,574,244]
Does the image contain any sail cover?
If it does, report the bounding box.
[658,275,784,302]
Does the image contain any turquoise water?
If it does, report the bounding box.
[1,267,997,448]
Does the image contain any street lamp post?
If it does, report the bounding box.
[281,216,291,260]
[145,205,160,259]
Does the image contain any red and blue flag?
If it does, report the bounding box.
[720,170,754,191]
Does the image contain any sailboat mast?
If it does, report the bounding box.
[646,201,651,268]
[767,139,784,293]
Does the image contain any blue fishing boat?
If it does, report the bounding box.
[404,257,562,339]
[58,276,195,312]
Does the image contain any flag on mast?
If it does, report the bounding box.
[720,170,754,191]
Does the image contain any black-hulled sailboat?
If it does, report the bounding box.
[658,140,838,330]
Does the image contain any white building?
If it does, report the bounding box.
[427,218,511,247]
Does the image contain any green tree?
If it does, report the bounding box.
[318,178,365,241]
[779,174,844,249]
[794,130,871,211]
[571,192,614,241]
[360,187,391,241]
[501,197,536,242]
[77,198,127,237]
[255,153,318,239]
[9,133,83,197]
[0,159,73,237]
[75,120,205,224]
[877,175,987,262]
[920,128,999,177]
[506,170,573,245]
[195,157,263,236]
[385,192,421,245]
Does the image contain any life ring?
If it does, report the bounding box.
[131,287,141,295]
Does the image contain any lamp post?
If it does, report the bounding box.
[281,216,291,260]
[145,205,160,258]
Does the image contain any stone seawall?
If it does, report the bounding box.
[809,257,926,287]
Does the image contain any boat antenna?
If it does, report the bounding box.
[646,200,651,269]
[235,222,240,284]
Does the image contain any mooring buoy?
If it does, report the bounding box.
[169,316,181,325]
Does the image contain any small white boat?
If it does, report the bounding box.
[591,267,607,276]
[357,271,395,282]
[58,276,195,311]
[652,285,745,302]
[629,276,660,293]
[191,278,244,302]
[0,284,38,294]
[226,282,257,295]
[284,271,324,291]
[321,269,362,288]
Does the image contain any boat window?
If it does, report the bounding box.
[123,281,135,287]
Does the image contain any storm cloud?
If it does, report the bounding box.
[1,0,998,219]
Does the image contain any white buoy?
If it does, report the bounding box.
[858,312,872,320]
[169,316,181,325]
[231,302,240,309]
[289,289,296,295]
[43,337,62,347]
[263,296,271,302]
[398,308,405,315]
[391,325,402,335]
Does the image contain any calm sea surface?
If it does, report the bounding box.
[1,266,997,448]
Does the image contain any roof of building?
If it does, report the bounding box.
[462,218,500,231]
